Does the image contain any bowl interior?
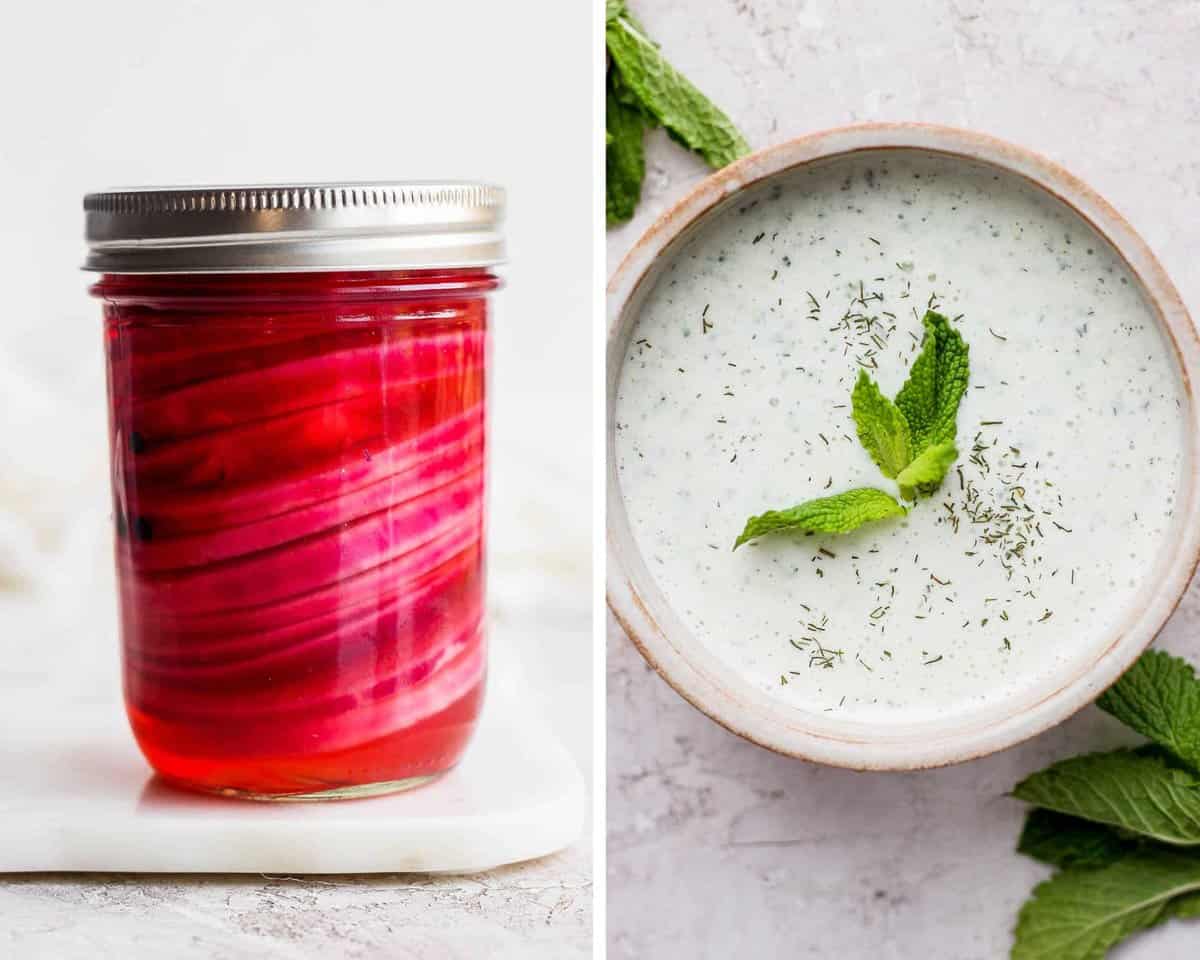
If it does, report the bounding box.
[607,129,1200,769]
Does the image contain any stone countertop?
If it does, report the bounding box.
[606,1,1200,957]
[0,851,590,960]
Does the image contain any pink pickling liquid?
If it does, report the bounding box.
[95,270,494,798]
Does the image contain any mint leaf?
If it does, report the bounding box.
[896,440,957,501]
[851,370,912,478]
[733,488,905,551]
[894,311,969,454]
[606,1,651,42]
[1173,891,1200,918]
[1013,749,1200,846]
[1018,809,1135,870]
[606,70,648,225]
[1098,650,1200,773]
[1012,851,1200,960]
[605,16,749,170]
[1009,653,1200,958]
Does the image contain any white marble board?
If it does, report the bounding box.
[0,640,584,875]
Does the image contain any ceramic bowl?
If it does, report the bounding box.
[607,122,1200,770]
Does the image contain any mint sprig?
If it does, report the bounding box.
[1011,650,1200,958]
[605,2,749,225]
[733,310,968,550]
[883,309,969,497]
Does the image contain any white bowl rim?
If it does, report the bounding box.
[606,121,1200,771]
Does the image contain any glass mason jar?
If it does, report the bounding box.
[84,184,503,800]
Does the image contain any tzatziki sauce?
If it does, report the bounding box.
[614,151,1187,723]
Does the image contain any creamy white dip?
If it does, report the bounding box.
[614,150,1187,723]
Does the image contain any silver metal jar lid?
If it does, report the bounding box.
[83,181,505,274]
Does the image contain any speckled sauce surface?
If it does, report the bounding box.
[608,2,1200,958]
[615,149,1187,723]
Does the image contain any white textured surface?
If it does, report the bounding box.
[607,1,1200,957]
[0,0,592,955]
[0,858,591,960]
[0,638,583,875]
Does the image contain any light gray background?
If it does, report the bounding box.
[607,1,1200,957]
[0,1,592,957]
